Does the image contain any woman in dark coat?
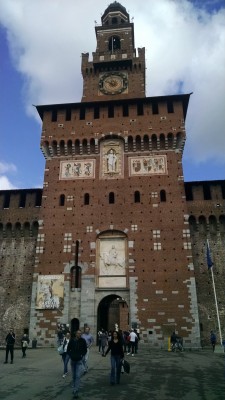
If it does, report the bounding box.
[104,330,124,385]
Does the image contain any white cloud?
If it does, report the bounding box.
[0,176,17,190]
[0,0,225,166]
[0,161,17,174]
[0,162,17,189]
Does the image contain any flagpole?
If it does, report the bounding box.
[207,239,223,346]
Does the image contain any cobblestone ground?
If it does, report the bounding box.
[0,345,224,400]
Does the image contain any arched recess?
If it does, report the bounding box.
[71,318,80,334]
[97,294,129,334]
[219,215,225,233]
[159,133,165,149]
[15,222,21,237]
[128,136,133,152]
[189,215,197,233]
[198,216,207,235]
[208,215,217,235]
[143,134,149,150]
[90,138,95,153]
[136,135,141,151]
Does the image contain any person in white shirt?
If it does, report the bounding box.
[127,329,138,357]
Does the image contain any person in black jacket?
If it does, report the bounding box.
[4,328,16,364]
[104,330,124,385]
[67,329,87,399]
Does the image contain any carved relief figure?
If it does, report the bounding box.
[106,149,117,172]
[100,244,125,275]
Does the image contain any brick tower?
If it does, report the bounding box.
[30,2,200,347]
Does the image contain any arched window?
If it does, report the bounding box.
[128,136,133,152]
[70,266,81,289]
[160,190,166,202]
[136,135,141,151]
[134,191,140,203]
[59,194,65,206]
[108,36,120,52]
[84,193,90,205]
[109,192,115,204]
[90,138,95,153]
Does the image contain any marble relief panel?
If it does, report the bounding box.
[59,160,95,179]
[129,155,167,176]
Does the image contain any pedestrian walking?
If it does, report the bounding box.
[103,330,124,385]
[61,332,71,378]
[21,333,30,358]
[127,329,138,356]
[210,330,216,352]
[4,328,16,364]
[81,326,94,373]
[101,330,108,356]
[67,330,87,399]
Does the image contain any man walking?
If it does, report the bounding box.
[210,330,216,352]
[67,330,87,399]
[81,326,94,373]
[4,328,15,364]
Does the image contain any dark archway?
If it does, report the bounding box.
[97,295,129,340]
[71,318,80,334]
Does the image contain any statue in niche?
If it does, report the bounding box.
[106,149,117,172]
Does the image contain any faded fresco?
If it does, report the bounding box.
[59,160,95,179]
[36,275,64,309]
[100,140,123,179]
[129,155,167,176]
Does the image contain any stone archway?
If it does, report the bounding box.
[97,294,129,334]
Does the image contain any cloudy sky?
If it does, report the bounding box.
[0,0,225,189]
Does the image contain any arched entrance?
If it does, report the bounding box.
[97,295,129,334]
[71,318,79,334]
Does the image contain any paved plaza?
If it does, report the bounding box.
[0,345,224,400]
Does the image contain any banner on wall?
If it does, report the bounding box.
[36,275,64,310]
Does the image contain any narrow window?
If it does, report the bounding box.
[108,104,114,118]
[59,194,65,206]
[75,266,81,289]
[66,108,71,121]
[108,36,120,52]
[134,191,140,203]
[167,100,174,113]
[3,192,10,208]
[19,191,26,208]
[94,106,99,119]
[137,102,144,116]
[84,193,90,205]
[52,109,57,122]
[123,103,129,117]
[109,192,115,204]
[79,107,85,120]
[160,190,166,202]
[203,184,211,200]
[35,190,42,207]
[185,184,193,201]
[152,101,159,115]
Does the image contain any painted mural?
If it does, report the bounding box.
[36,275,64,310]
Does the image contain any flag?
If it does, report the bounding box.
[206,242,213,269]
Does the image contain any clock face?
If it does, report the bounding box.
[99,72,128,95]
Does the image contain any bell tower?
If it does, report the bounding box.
[81,1,145,101]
